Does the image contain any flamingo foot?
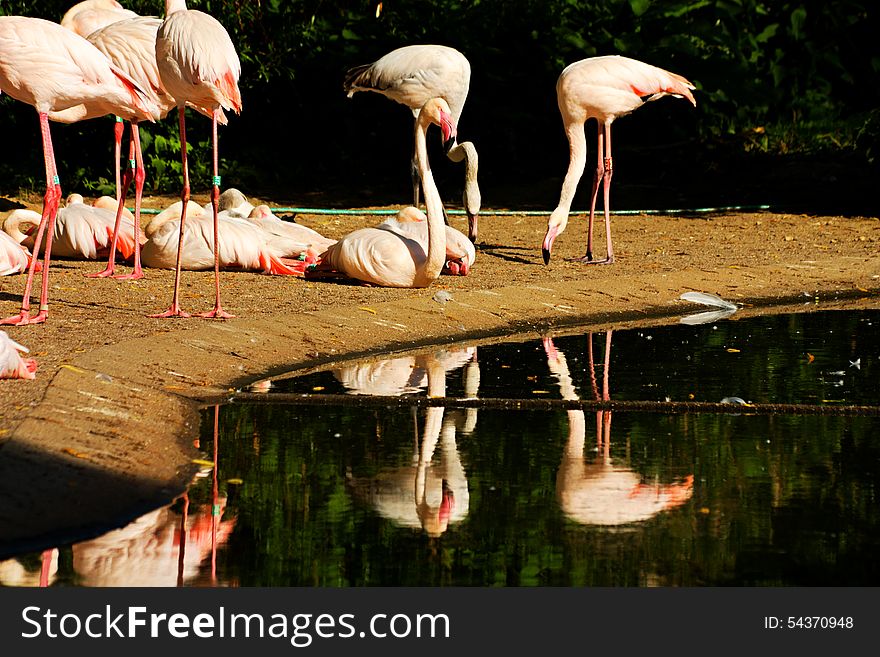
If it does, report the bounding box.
[0,310,47,326]
[149,305,191,319]
[567,254,615,265]
[85,266,116,279]
[196,306,234,319]
[113,269,144,281]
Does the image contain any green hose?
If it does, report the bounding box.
[133,203,771,216]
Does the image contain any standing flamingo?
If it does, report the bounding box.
[60,0,137,37]
[541,55,696,265]
[344,44,481,243]
[152,0,242,318]
[0,15,156,326]
[312,98,455,288]
[66,15,229,280]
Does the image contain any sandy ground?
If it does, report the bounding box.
[0,192,878,555]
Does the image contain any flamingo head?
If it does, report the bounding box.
[420,98,457,151]
[542,208,569,265]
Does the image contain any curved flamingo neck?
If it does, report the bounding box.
[413,111,446,286]
[165,0,188,15]
[554,121,588,217]
[3,212,40,245]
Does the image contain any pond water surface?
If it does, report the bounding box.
[2,310,878,587]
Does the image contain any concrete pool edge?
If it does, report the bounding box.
[1,264,878,557]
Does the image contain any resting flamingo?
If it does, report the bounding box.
[141,201,305,275]
[152,0,242,318]
[542,55,696,265]
[3,194,140,261]
[544,333,694,526]
[0,331,37,380]
[60,0,137,37]
[213,189,336,261]
[0,231,33,277]
[0,15,156,325]
[312,98,455,288]
[379,206,475,276]
[344,44,481,242]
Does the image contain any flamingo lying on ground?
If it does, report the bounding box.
[542,55,696,265]
[141,201,305,275]
[344,44,481,242]
[3,194,140,261]
[311,98,455,288]
[0,15,157,325]
[379,206,476,276]
[60,0,137,37]
[0,231,34,277]
[0,331,37,380]
[152,0,242,318]
[212,189,336,262]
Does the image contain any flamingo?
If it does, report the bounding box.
[379,206,475,276]
[3,194,140,261]
[312,97,455,288]
[213,189,337,261]
[344,44,481,242]
[60,0,137,37]
[0,15,157,326]
[64,15,231,280]
[0,330,37,380]
[541,55,696,265]
[141,201,305,275]
[345,355,469,537]
[152,0,242,318]
[0,231,34,277]
[544,333,694,526]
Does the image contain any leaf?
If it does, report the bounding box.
[359,307,377,314]
[629,0,651,17]
[790,6,807,40]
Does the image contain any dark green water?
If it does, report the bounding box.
[3,310,878,586]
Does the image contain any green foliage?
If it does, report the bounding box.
[0,1,875,199]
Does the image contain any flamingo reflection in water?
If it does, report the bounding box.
[72,406,234,586]
[544,332,694,527]
[0,406,235,587]
[344,348,479,537]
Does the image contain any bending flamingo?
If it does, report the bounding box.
[542,55,696,265]
[379,206,475,276]
[0,15,156,325]
[344,44,481,242]
[312,98,455,288]
[153,0,242,318]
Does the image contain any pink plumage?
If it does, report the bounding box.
[542,55,696,266]
[0,331,37,380]
[0,15,157,325]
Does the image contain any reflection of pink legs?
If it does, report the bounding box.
[176,493,189,587]
[39,549,54,587]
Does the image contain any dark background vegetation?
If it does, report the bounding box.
[0,1,877,215]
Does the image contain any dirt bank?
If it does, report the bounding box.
[0,195,878,556]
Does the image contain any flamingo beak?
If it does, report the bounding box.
[467,210,478,244]
[542,225,559,265]
[439,110,457,152]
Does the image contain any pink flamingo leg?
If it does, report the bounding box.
[570,122,615,265]
[114,122,145,280]
[39,549,54,587]
[176,492,189,587]
[197,109,233,319]
[87,122,135,279]
[151,107,192,318]
[1,113,62,326]
[113,115,124,201]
